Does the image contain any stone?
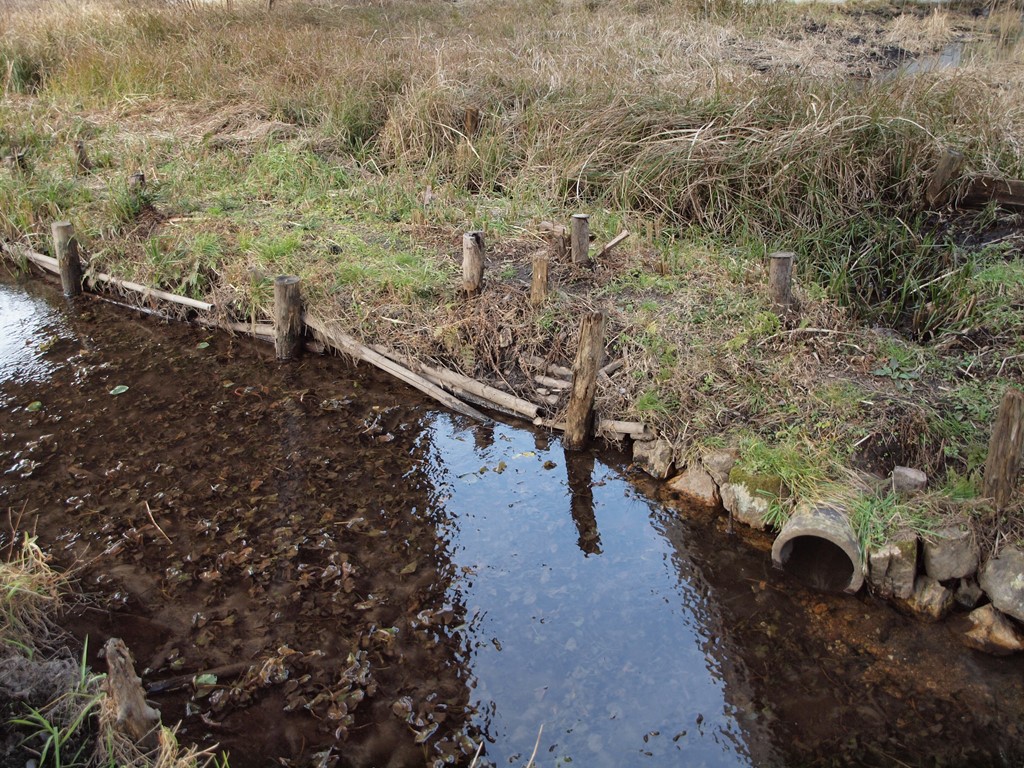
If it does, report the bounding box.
[922,526,979,582]
[721,465,787,530]
[979,545,1024,623]
[904,575,954,622]
[891,466,928,494]
[955,577,984,609]
[867,534,918,600]
[702,449,737,487]
[963,604,1024,656]
[632,438,674,480]
[666,466,721,511]
[721,483,768,531]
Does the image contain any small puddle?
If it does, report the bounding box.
[1,276,1023,767]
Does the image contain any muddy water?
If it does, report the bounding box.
[2,275,1024,768]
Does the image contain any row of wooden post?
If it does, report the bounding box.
[40,220,1024,487]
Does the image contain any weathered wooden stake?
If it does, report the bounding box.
[462,231,485,296]
[564,311,606,450]
[128,171,146,192]
[984,387,1024,510]
[6,150,26,173]
[74,140,92,173]
[531,250,550,307]
[925,148,965,209]
[101,638,160,747]
[51,221,82,297]
[464,107,481,137]
[570,214,590,265]
[768,251,795,313]
[273,275,303,360]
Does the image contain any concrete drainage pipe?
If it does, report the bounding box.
[771,504,864,594]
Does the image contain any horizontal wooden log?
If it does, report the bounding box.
[304,314,489,422]
[4,244,214,311]
[535,374,572,390]
[597,419,653,440]
[525,355,573,379]
[370,345,541,420]
[196,317,275,339]
[962,175,1024,212]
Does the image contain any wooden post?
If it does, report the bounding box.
[925,148,965,209]
[128,171,146,192]
[6,151,26,173]
[74,140,92,173]
[464,107,481,137]
[984,388,1024,510]
[51,221,82,297]
[101,638,160,747]
[531,250,549,307]
[274,275,303,360]
[768,251,795,313]
[462,231,485,296]
[570,214,590,265]
[564,311,606,450]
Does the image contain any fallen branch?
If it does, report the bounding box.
[599,359,623,378]
[147,662,251,695]
[303,314,489,422]
[594,230,630,260]
[535,374,571,390]
[525,355,573,379]
[597,419,653,441]
[197,317,275,339]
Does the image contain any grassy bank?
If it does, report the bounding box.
[2,0,1024,548]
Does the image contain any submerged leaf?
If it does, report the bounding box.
[109,385,129,395]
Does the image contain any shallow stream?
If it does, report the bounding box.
[1,275,1023,767]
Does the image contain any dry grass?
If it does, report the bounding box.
[1,530,67,651]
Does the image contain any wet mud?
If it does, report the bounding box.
[1,274,1024,767]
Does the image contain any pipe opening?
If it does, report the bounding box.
[776,535,855,593]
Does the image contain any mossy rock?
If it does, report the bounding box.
[727,466,789,500]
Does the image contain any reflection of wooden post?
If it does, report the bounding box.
[984,388,1024,510]
[925,148,965,208]
[565,449,601,555]
[274,275,303,360]
[570,214,590,265]
[564,311,606,450]
[768,251,795,312]
[462,231,485,295]
[51,221,82,297]
[531,251,549,306]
